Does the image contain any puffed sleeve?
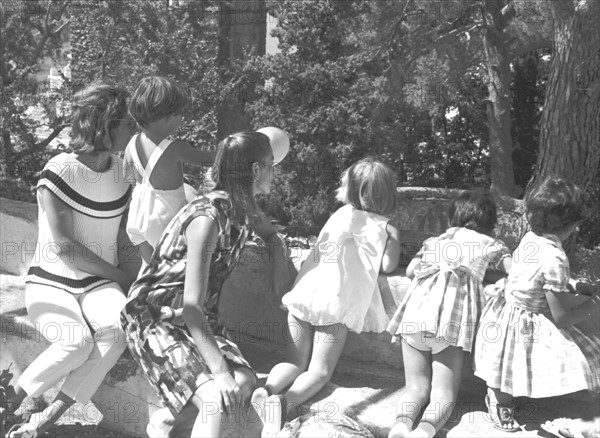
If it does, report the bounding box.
[486,239,512,270]
[541,250,570,293]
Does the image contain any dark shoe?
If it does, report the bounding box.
[485,394,521,433]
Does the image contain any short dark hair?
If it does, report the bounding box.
[525,177,584,235]
[448,190,497,236]
[129,76,190,127]
[69,82,130,153]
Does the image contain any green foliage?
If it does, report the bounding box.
[2,0,596,249]
[240,0,495,234]
[70,0,220,155]
[1,0,71,201]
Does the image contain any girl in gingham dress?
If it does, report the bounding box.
[387,191,511,438]
[121,132,289,438]
[473,178,600,433]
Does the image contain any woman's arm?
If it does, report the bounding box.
[247,209,291,297]
[381,223,401,274]
[182,215,242,412]
[40,187,133,291]
[175,140,217,167]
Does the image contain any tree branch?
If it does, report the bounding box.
[508,36,552,59]
[14,125,67,161]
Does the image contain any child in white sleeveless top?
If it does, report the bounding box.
[251,157,402,435]
[125,77,215,265]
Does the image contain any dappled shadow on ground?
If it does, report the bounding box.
[36,424,133,438]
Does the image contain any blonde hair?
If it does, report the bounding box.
[129,76,190,127]
[69,82,130,153]
[335,157,397,216]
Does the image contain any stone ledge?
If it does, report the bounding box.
[4,274,598,438]
[3,306,598,438]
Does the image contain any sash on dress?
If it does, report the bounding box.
[485,278,549,313]
[403,259,471,334]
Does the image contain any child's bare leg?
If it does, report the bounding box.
[283,323,348,416]
[265,315,312,395]
[389,341,432,438]
[411,346,464,438]
[487,387,512,405]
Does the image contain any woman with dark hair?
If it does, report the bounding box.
[1,83,137,438]
[121,131,289,438]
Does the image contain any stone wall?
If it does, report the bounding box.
[0,189,530,370]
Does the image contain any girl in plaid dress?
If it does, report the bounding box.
[473,178,600,433]
[387,191,512,438]
[121,131,289,438]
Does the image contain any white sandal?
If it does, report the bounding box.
[540,418,585,438]
[146,408,175,438]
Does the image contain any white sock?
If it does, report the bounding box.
[408,422,436,438]
[389,417,413,438]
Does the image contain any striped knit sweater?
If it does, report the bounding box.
[26,153,132,294]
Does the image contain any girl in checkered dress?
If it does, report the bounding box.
[121,132,289,438]
[473,178,600,433]
[387,191,512,438]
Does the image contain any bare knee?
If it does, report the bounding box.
[191,383,222,421]
[234,367,256,402]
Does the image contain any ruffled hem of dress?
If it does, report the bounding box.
[285,304,389,334]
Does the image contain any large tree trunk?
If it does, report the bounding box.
[511,53,540,189]
[482,0,519,196]
[217,0,266,137]
[531,0,600,192]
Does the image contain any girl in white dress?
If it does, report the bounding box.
[253,157,401,435]
[473,178,600,432]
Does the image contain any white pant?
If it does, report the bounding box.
[18,283,127,404]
